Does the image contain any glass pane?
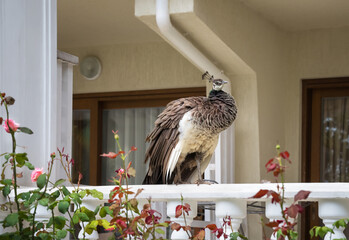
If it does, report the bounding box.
[320,97,349,182]
[72,110,90,185]
[101,107,164,185]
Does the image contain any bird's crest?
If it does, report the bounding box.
[202,71,214,82]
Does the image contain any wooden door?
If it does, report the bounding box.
[302,77,349,238]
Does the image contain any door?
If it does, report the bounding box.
[302,77,349,238]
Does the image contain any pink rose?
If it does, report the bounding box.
[3,119,19,133]
[31,168,44,182]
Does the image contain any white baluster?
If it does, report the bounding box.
[318,199,349,240]
[215,199,246,239]
[78,201,99,240]
[265,199,292,240]
[167,199,197,240]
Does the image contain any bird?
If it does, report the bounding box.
[142,72,237,184]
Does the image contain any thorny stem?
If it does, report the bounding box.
[180,196,191,239]
[32,155,55,239]
[1,94,22,232]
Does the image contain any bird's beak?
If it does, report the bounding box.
[223,80,228,85]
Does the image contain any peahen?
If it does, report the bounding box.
[143,72,237,184]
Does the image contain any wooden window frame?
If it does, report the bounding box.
[73,87,206,185]
[301,77,349,239]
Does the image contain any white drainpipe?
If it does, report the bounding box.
[155,0,235,184]
[156,0,230,84]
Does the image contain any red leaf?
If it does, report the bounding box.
[294,190,311,202]
[270,191,281,203]
[0,117,2,125]
[100,152,118,159]
[265,158,274,168]
[265,220,281,228]
[183,203,191,214]
[250,189,269,199]
[280,151,290,160]
[175,205,183,218]
[286,204,298,218]
[131,146,137,151]
[171,222,181,231]
[194,229,205,240]
[267,163,277,172]
[295,204,304,214]
[206,224,218,231]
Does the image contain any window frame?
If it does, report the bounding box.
[73,87,206,185]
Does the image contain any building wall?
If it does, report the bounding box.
[64,41,204,94]
[284,27,349,182]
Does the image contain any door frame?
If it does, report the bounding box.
[301,77,349,239]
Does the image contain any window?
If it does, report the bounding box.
[301,77,349,238]
[72,87,206,185]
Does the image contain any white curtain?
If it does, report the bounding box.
[101,107,164,185]
[321,97,349,182]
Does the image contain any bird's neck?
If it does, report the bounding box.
[208,89,225,98]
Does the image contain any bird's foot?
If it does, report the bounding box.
[194,179,219,185]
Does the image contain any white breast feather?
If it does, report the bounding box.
[165,111,193,181]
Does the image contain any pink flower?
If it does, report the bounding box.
[3,119,19,133]
[31,168,44,182]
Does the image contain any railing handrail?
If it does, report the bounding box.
[12,182,349,202]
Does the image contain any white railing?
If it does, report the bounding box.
[7,183,349,239]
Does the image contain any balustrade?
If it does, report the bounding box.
[5,183,349,239]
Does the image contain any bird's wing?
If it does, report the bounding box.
[144,96,204,184]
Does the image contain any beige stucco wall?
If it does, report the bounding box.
[284,27,349,182]
[194,1,349,185]
[64,41,203,94]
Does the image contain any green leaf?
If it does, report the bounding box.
[53,179,65,188]
[18,192,30,200]
[58,200,70,214]
[79,190,87,198]
[90,189,103,200]
[36,173,47,189]
[72,214,79,224]
[77,212,89,222]
[50,190,60,200]
[18,127,33,134]
[62,186,70,196]
[56,229,67,239]
[54,216,67,230]
[4,154,11,161]
[2,185,10,197]
[4,213,19,227]
[39,198,49,206]
[85,220,98,235]
[37,233,49,240]
[94,205,101,215]
[1,179,12,185]
[70,192,82,205]
[24,162,34,170]
[155,228,165,235]
[100,206,113,218]
[15,153,28,167]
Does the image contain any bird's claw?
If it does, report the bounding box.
[194,179,218,185]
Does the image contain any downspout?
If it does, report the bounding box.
[155,0,235,183]
[156,0,230,84]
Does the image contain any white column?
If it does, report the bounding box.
[215,199,246,239]
[0,0,58,185]
[265,199,292,240]
[167,200,197,240]
[318,199,349,240]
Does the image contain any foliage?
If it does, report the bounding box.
[92,130,169,239]
[0,92,106,239]
[250,145,311,240]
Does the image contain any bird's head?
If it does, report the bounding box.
[211,79,228,91]
[201,71,228,91]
